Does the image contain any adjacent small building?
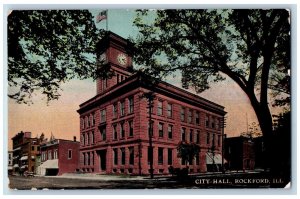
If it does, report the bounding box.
[224,136,255,171]
[11,131,40,175]
[38,136,80,176]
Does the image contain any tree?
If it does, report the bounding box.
[8,10,103,104]
[241,122,262,138]
[133,9,290,164]
[177,141,200,166]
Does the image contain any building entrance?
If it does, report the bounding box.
[98,150,106,171]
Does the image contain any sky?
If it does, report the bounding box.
[7,9,281,150]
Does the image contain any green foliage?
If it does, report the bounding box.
[133,9,290,101]
[8,10,103,104]
[177,141,200,166]
[133,9,290,138]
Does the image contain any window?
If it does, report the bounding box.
[190,129,193,142]
[113,103,118,118]
[148,103,153,114]
[205,115,209,127]
[87,133,90,145]
[121,148,125,165]
[113,125,117,140]
[100,126,106,141]
[196,131,200,144]
[158,123,164,138]
[113,148,118,165]
[181,128,186,141]
[218,135,221,146]
[48,150,52,160]
[128,120,134,137]
[211,117,215,129]
[195,111,200,125]
[41,152,45,161]
[206,132,210,145]
[129,147,134,165]
[82,134,85,146]
[215,118,219,130]
[117,74,120,83]
[85,116,89,128]
[87,152,90,165]
[168,148,173,165]
[90,115,93,127]
[92,114,95,126]
[148,121,154,137]
[188,110,192,123]
[68,150,72,159]
[91,131,94,144]
[101,109,106,123]
[212,134,216,147]
[120,101,125,116]
[168,125,173,139]
[167,103,172,118]
[158,147,163,165]
[88,116,91,127]
[120,122,125,138]
[81,118,85,129]
[54,149,58,159]
[148,147,153,165]
[128,97,134,114]
[180,107,185,122]
[31,146,34,151]
[157,101,163,116]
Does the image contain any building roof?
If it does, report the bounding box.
[78,72,226,115]
[40,138,79,148]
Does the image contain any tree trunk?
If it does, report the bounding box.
[247,90,273,169]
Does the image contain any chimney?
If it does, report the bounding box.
[24,132,31,138]
[73,136,76,142]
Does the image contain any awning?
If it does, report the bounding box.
[13,164,19,168]
[31,156,35,159]
[40,159,58,169]
[20,156,28,161]
[13,147,21,151]
[8,166,13,170]
[206,152,222,164]
[20,165,28,169]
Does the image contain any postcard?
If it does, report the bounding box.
[6,8,292,191]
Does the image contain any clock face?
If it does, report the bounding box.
[117,53,127,65]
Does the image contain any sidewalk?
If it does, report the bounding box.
[42,173,148,181]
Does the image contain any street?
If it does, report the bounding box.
[7,171,288,190]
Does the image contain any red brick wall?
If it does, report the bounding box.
[58,140,80,175]
[79,87,223,175]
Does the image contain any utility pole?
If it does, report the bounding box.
[141,91,155,179]
[221,116,227,174]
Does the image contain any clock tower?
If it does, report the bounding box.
[96,31,134,94]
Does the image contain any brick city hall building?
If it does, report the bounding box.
[77,32,226,175]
